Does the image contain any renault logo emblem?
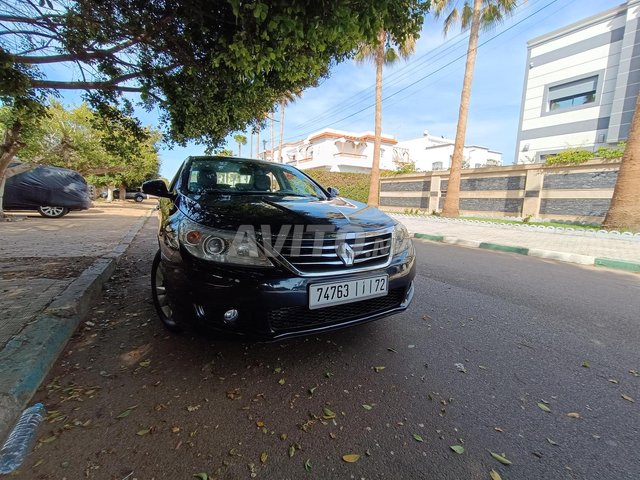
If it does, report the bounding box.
[336,242,355,266]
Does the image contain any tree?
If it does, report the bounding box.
[233,133,247,157]
[277,89,303,163]
[1,0,428,207]
[433,0,517,217]
[604,93,640,229]
[0,100,160,207]
[356,32,416,206]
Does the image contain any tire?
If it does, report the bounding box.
[38,206,69,218]
[151,250,187,332]
[134,194,144,202]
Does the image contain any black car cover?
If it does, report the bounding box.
[3,163,92,211]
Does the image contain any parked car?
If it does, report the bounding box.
[100,189,147,202]
[143,156,416,340]
[3,162,92,218]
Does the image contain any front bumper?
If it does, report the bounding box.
[160,248,416,340]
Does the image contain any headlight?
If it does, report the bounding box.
[393,223,412,255]
[179,218,273,267]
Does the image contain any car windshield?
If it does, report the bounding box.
[183,157,326,199]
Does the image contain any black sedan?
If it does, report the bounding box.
[143,156,416,340]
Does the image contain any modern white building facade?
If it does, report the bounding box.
[515,0,640,164]
[396,130,502,171]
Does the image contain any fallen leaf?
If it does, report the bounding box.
[566,412,580,418]
[489,469,502,480]
[450,445,464,454]
[229,448,242,457]
[342,454,360,463]
[260,452,268,464]
[362,404,373,411]
[494,427,504,433]
[278,378,285,385]
[193,474,209,480]
[581,361,590,368]
[139,359,151,368]
[304,458,312,472]
[547,438,558,446]
[325,371,333,378]
[39,435,57,444]
[537,402,551,413]
[322,407,336,419]
[387,348,397,353]
[622,394,635,403]
[478,365,488,370]
[187,405,201,412]
[136,428,151,436]
[454,363,467,373]
[171,427,180,433]
[373,366,386,373]
[274,367,282,373]
[412,433,424,442]
[280,433,287,441]
[308,386,317,395]
[630,369,640,377]
[116,405,138,419]
[490,452,512,465]
[289,445,296,458]
[608,378,619,384]
[256,421,265,428]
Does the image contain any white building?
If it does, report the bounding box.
[396,130,502,171]
[274,128,501,173]
[278,128,399,173]
[515,0,640,164]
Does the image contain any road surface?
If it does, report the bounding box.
[13,217,640,479]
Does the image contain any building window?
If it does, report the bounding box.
[547,75,598,112]
[432,161,443,170]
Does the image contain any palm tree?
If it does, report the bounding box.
[356,31,416,206]
[233,133,247,157]
[434,0,517,217]
[277,89,303,164]
[603,92,640,229]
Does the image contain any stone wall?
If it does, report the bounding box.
[379,159,620,222]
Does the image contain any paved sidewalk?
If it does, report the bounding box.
[0,202,154,442]
[392,214,640,271]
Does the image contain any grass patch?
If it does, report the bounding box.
[457,217,603,231]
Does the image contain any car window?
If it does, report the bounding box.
[183,158,325,199]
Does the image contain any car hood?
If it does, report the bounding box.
[178,194,394,232]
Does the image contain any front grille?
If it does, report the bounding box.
[269,229,393,274]
[268,288,405,332]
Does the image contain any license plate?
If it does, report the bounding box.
[308,275,389,310]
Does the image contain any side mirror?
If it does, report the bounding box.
[143,179,173,198]
[327,187,340,198]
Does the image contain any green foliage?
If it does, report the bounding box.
[393,161,418,175]
[3,0,429,149]
[214,149,234,157]
[596,142,625,159]
[305,169,372,203]
[1,101,160,188]
[545,149,594,166]
[545,143,625,166]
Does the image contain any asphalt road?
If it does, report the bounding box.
[13,217,640,480]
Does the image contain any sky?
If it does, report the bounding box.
[51,0,624,179]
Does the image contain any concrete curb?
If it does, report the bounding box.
[413,232,640,273]
[0,208,154,443]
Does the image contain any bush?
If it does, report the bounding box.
[305,169,371,203]
[545,149,594,165]
[545,142,626,165]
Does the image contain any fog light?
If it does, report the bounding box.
[223,309,239,323]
